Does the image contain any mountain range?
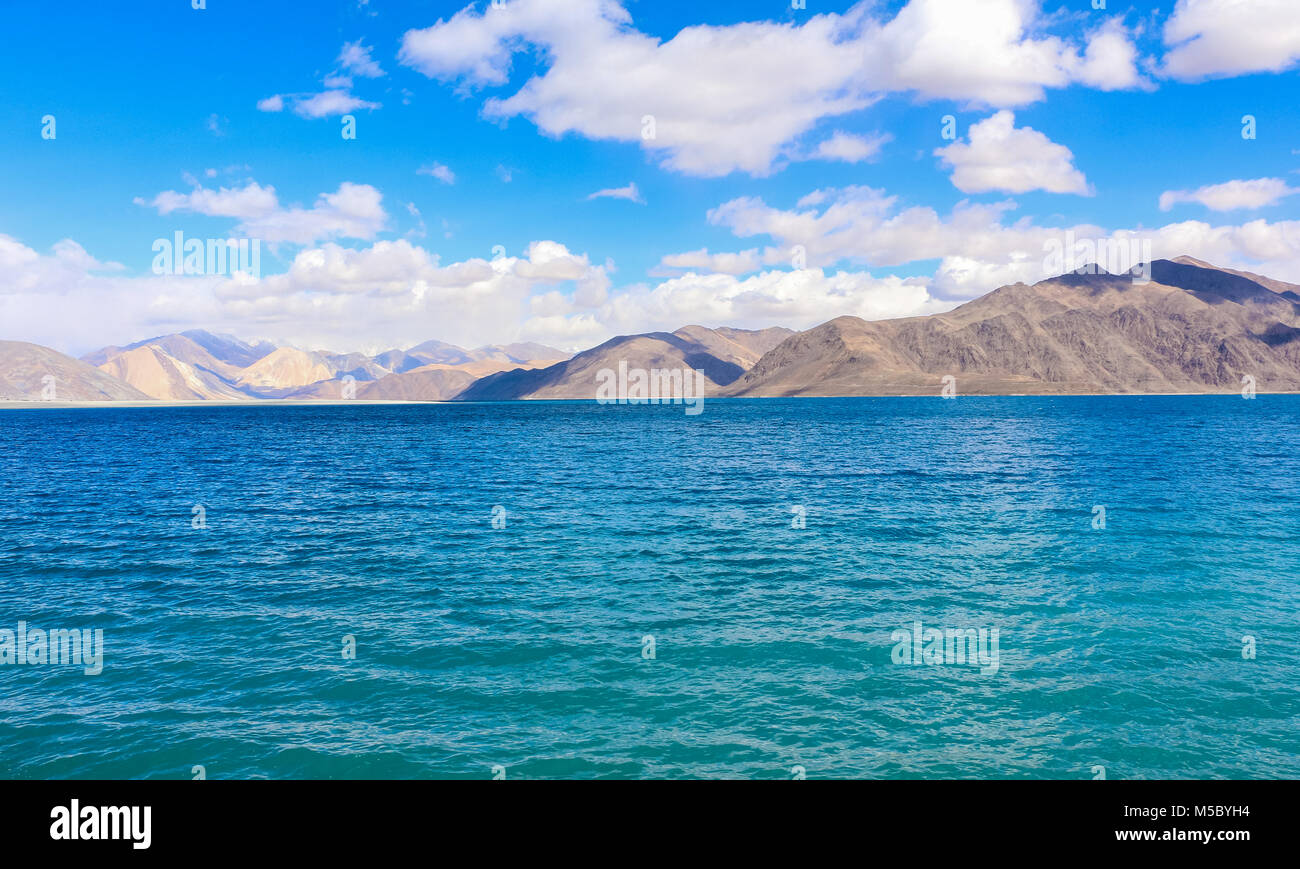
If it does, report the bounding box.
[4,257,1299,401]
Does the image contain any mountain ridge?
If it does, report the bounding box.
[725,258,1300,397]
[8,257,1300,402]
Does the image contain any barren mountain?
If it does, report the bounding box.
[360,357,564,400]
[235,347,335,390]
[470,342,570,366]
[82,330,273,398]
[83,329,271,373]
[70,331,571,401]
[457,326,787,400]
[1,341,151,401]
[20,257,1297,403]
[358,365,481,401]
[725,258,1300,396]
[319,351,390,382]
[370,340,567,378]
[670,325,796,369]
[404,339,476,366]
[370,349,428,374]
[97,345,249,400]
[179,330,276,368]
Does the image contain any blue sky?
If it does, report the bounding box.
[1,0,1298,355]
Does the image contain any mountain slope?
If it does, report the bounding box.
[670,325,795,369]
[83,329,271,372]
[1,341,151,401]
[177,330,276,368]
[456,326,779,400]
[97,345,249,400]
[469,342,569,366]
[358,365,480,401]
[235,347,334,390]
[725,259,1300,396]
[360,358,565,400]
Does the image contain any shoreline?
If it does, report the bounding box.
[1,391,1295,409]
[0,399,438,409]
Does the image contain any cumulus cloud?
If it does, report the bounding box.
[0,236,122,299]
[572,269,941,345]
[586,183,644,203]
[134,181,279,219]
[397,0,1143,177]
[338,40,386,78]
[258,90,381,118]
[259,41,385,119]
[7,205,1300,357]
[1160,177,1300,212]
[291,90,381,118]
[0,235,613,354]
[3,230,938,355]
[687,185,1300,299]
[654,248,762,276]
[418,163,457,185]
[135,180,388,245]
[866,0,1144,103]
[1162,0,1300,80]
[1074,18,1149,90]
[237,183,388,245]
[934,110,1091,195]
[811,131,890,164]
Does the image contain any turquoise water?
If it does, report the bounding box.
[1,396,1297,779]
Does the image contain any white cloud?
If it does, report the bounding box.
[574,268,941,345]
[655,248,762,276]
[695,185,1300,299]
[586,182,644,204]
[864,0,1144,103]
[934,110,1091,195]
[135,181,388,245]
[290,90,381,119]
[4,231,933,355]
[1074,18,1148,90]
[134,181,279,219]
[1159,177,1300,212]
[417,163,457,185]
[398,0,1142,177]
[339,40,386,78]
[1162,0,1300,80]
[237,183,388,245]
[259,41,385,120]
[0,236,122,299]
[257,90,380,118]
[811,131,890,164]
[7,206,1300,357]
[0,235,616,354]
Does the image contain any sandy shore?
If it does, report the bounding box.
[0,399,436,409]
[2,392,1296,409]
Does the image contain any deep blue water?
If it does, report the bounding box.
[1,396,1297,779]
